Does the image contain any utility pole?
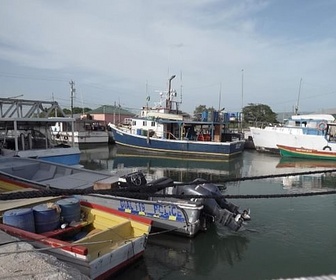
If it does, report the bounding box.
[241,69,244,131]
[69,80,75,118]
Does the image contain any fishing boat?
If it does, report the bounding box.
[0,196,151,279]
[277,144,336,160]
[108,75,245,159]
[51,118,109,145]
[0,156,251,237]
[0,98,80,165]
[250,114,336,153]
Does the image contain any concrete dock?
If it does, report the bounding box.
[0,230,89,280]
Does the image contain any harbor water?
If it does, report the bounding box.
[80,145,336,280]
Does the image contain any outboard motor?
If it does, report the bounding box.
[118,172,175,194]
[191,179,251,220]
[178,181,250,231]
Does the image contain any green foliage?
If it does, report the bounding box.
[193,105,216,120]
[63,107,92,115]
[243,103,278,125]
[37,108,65,118]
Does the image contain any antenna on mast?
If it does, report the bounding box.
[218,83,222,111]
[180,71,183,106]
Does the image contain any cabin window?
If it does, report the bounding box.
[132,120,136,126]
[143,121,147,126]
[151,121,155,127]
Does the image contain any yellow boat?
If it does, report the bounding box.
[0,197,152,279]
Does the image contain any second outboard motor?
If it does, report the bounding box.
[118,171,147,189]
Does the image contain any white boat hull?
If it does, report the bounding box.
[54,131,109,144]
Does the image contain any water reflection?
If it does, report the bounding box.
[144,227,249,279]
[80,145,244,183]
[79,146,336,191]
[276,157,336,190]
[79,144,117,170]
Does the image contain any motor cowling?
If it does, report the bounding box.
[178,182,244,231]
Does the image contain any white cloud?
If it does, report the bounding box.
[1,0,336,113]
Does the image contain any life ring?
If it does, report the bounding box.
[318,122,327,131]
[323,146,332,151]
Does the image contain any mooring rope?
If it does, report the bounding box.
[1,186,336,201]
[1,168,335,201]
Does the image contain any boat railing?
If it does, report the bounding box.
[166,132,177,140]
[252,121,283,128]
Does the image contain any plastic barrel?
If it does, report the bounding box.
[33,204,60,233]
[201,111,208,121]
[224,113,229,123]
[3,208,35,233]
[57,198,81,224]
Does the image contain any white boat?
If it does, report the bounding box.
[108,75,245,159]
[0,196,152,279]
[249,114,336,153]
[52,118,109,145]
[0,98,80,165]
[0,156,251,237]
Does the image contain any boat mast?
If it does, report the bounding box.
[179,71,183,113]
[295,78,302,115]
[69,80,76,118]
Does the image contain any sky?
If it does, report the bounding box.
[1,0,336,115]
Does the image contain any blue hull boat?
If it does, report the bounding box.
[109,75,245,159]
[110,125,244,158]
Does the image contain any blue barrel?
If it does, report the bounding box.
[33,204,60,233]
[3,208,35,233]
[201,111,208,121]
[57,198,81,224]
[137,129,142,135]
[223,113,229,123]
